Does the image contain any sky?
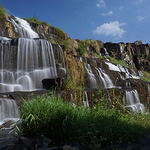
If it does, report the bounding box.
[0,0,150,43]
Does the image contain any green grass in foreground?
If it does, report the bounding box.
[20,94,150,149]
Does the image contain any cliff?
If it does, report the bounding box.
[0,8,150,113]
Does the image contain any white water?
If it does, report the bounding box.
[70,94,76,107]
[101,48,109,56]
[83,91,89,108]
[124,90,145,113]
[0,98,20,125]
[105,62,140,79]
[0,36,11,42]
[84,63,98,89]
[9,16,39,38]
[56,45,66,76]
[0,38,57,92]
[95,67,114,88]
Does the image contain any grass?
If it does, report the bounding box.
[52,26,66,40]
[107,56,130,68]
[140,71,150,82]
[0,5,7,19]
[23,17,43,24]
[20,93,150,149]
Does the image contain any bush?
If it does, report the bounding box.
[77,41,87,55]
[0,5,7,19]
[20,93,150,149]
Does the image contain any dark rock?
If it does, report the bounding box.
[35,136,51,149]
[42,78,62,90]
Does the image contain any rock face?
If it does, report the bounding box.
[104,42,150,71]
[0,12,149,115]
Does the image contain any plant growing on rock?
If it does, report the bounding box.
[0,5,7,19]
[76,40,87,55]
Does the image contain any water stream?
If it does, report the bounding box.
[124,90,145,113]
[0,98,19,125]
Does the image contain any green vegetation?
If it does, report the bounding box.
[107,56,130,68]
[52,26,66,40]
[63,53,86,91]
[20,93,150,149]
[140,71,150,82]
[0,5,7,19]
[23,17,43,24]
[76,40,87,55]
[59,38,73,48]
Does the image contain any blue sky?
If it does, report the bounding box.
[0,0,150,43]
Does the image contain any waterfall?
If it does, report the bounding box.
[84,63,97,89]
[95,67,114,88]
[105,62,140,79]
[8,16,39,38]
[83,91,89,108]
[70,94,76,107]
[55,45,66,76]
[101,48,109,56]
[0,98,20,125]
[124,90,145,113]
[0,38,57,92]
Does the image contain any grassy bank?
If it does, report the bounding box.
[20,93,150,149]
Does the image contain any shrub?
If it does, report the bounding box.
[76,41,87,55]
[0,5,7,19]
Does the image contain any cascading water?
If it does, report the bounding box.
[124,90,145,113]
[84,63,98,89]
[0,98,20,125]
[95,67,114,88]
[105,62,140,79]
[83,91,89,108]
[8,16,39,38]
[70,93,76,107]
[0,37,57,92]
[55,45,66,76]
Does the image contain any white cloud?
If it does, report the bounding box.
[102,10,113,16]
[137,16,146,21]
[96,0,106,8]
[93,21,126,38]
[135,0,145,5]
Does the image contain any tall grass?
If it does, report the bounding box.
[20,93,150,149]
